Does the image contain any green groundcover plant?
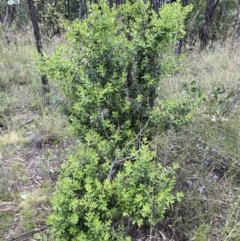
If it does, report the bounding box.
[38,0,192,240]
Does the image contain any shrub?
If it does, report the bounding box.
[48,141,182,241]
[39,0,192,240]
[40,0,192,146]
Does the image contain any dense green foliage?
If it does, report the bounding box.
[38,0,192,240]
[42,0,191,145]
[48,142,182,241]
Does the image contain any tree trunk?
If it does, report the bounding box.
[237,2,240,39]
[3,5,9,27]
[67,0,70,20]
[78,0,88,20]
[232,0,240,42]
[3,4,17,28]
[175,40,183,56]
[27,0,50,105]
[199,0,219,50]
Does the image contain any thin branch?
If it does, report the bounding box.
[107,155,136,181]
[115,117,150,157]
[107,117,150,181]
[9,226,47,241]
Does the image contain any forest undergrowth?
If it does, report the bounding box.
[1,29,240,241]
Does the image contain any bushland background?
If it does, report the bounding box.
[1,0,240,240]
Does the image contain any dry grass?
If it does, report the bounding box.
[158,42,240,240]
[0,31,74,240]
[0,131,23,145]
[162,42,240,107]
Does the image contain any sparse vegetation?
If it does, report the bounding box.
[0,29,73,240]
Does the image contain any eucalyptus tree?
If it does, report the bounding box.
[2,0,20,28]
[28,0,50,105]
[184,0,239,49]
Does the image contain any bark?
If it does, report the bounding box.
[175,40,183,56]
[199,0,219,50]
[28,0,50,105]
[3,5,9,27]
[233,0,240,41]
[78,0,87,20]
[109,0,113,8]
[9,5,16,25]
[67,0,70,20]
[237,8,240,38]
[182,0,188,6]
[3,4,17,28]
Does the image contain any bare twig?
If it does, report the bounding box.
[9,226,47,241]
[159,231,175,241]
[107,117,150,181]
[117,117,150,156]
[107,155,136,181]
[19,118,35,127]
